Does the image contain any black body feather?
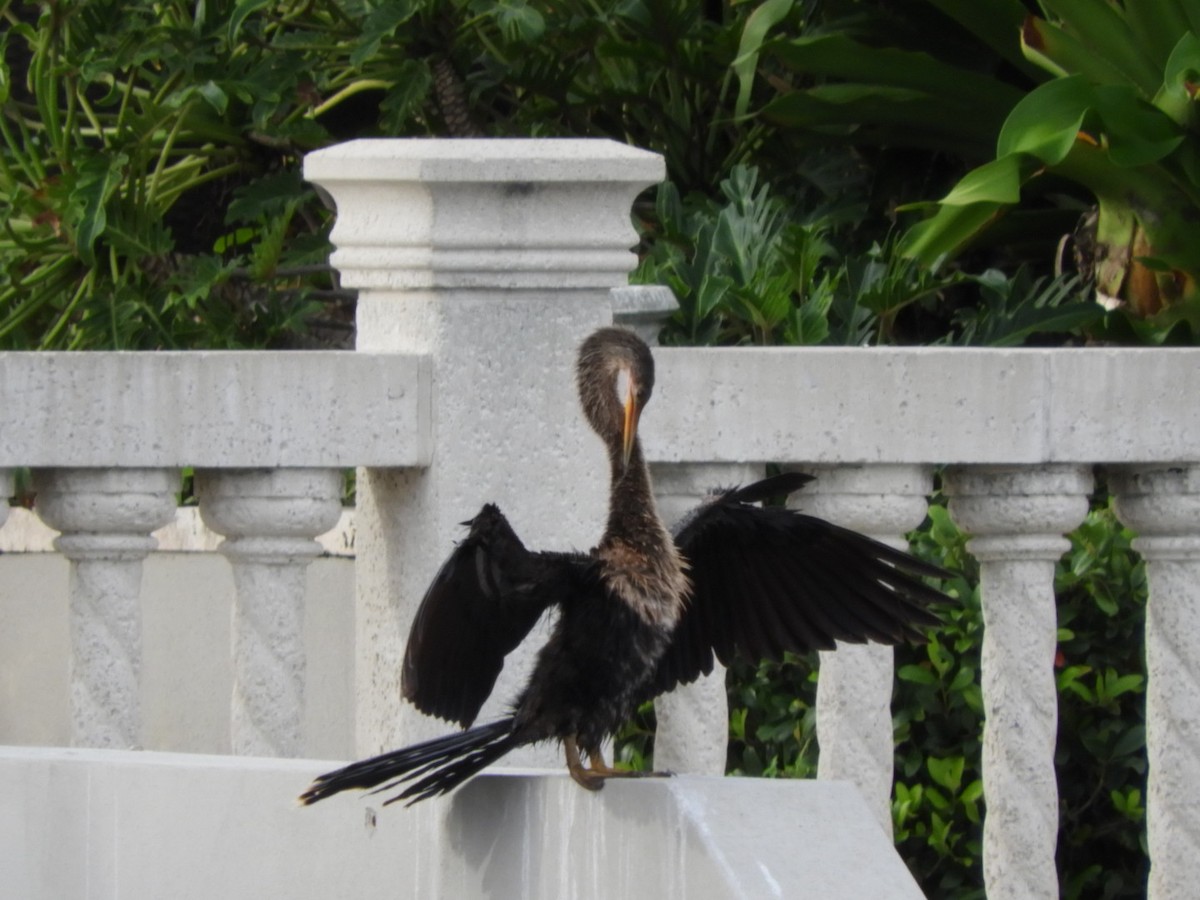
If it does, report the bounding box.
[300,329,950,807]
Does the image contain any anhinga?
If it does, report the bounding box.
[300,327,946,807]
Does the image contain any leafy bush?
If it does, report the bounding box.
[901,4,1200,330]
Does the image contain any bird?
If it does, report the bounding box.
[299,327,948,807]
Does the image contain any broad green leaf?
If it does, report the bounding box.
[226,170,309,224]
[1155,32,1200,125]
[733,0,795,119]
[898,664,938,685]
[899,202,1005,268]
[938,155,1025,207]
[1092,84,1184,167]
[1125,0,1194,66]
[68,153,128,267]
[960,779,984,804]
[494,0,545,44]
[195,80,228,116]
[379,60,434,132]
[1110,726,1146,759]
[772,34,1023,110]
[1021,17,1137,86]
[1037,0,1162,94]
[228,0,271,45]
[927,756,964,793]
[351,1,421,67]
[998,76,1091,163]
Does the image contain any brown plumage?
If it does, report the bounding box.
[300,327,948,807]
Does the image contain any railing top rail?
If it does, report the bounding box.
[0,351,430,468]
[645,345,1200,466]
[5,343,1197,469]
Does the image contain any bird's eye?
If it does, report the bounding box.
[615,367,632,403]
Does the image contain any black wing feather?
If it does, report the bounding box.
[401,503,580,728]
[650,476,949,696]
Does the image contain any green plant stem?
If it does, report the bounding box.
[309,79,394,118]
[38,269,93,348]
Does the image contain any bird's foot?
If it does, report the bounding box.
[587,751,673,779]
[565,737,676,790]
[565,736,605,791]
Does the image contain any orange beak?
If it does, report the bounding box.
[622,380,640,472]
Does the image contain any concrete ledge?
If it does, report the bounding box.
[0,351,430,468]
[647,346,1200,464]
[2,745,924,899]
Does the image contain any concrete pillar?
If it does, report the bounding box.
[1112,465,1200,900]
[650,463,763,776]
[797,464,934,837]
[32,468,178,748]
[305,139,665,760]
[195,468,343,757]
[944,464,1092,900]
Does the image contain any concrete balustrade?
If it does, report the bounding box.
[31,467,179,749]
[1112,466,1200,900]
[2,138,1200,898]
[196,468,345,757]
[798,463,936,837]
[944,465,1093,899]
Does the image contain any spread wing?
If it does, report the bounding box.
[649,473,948,696]
[401,503,585,728]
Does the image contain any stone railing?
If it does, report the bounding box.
[2,139,1198,899]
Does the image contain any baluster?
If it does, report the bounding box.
[799,464,934,836]
[196,468,343,757]
[651,463,763,775]
[1112,465,1200,900]
[611,284,677,344]
[944,464,1091,900]
[32,468,178,748]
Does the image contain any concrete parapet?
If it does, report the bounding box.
[1,745,924,899]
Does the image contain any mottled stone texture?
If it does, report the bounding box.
[32,468,179,748]
[1113,466,1200,900]
[800,464,935,838]
[197,469,343,757]
[305,139,665,764]
[3,747,926,900]
[945,465,1092,900]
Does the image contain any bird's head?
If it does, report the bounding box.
[577,327,655,473]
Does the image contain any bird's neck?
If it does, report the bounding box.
[599,438,689,629]
[604,440,669,552]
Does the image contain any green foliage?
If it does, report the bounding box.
[899,4,1200,323]
[727,651,819,778]
[1053,500,1149,899]
[636,164,1112,349]
[941,268,1101,347]
[0,0,375,349]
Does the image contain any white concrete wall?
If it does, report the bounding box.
[1,745,924,900]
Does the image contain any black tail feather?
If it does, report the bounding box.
[299,718,519,807]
